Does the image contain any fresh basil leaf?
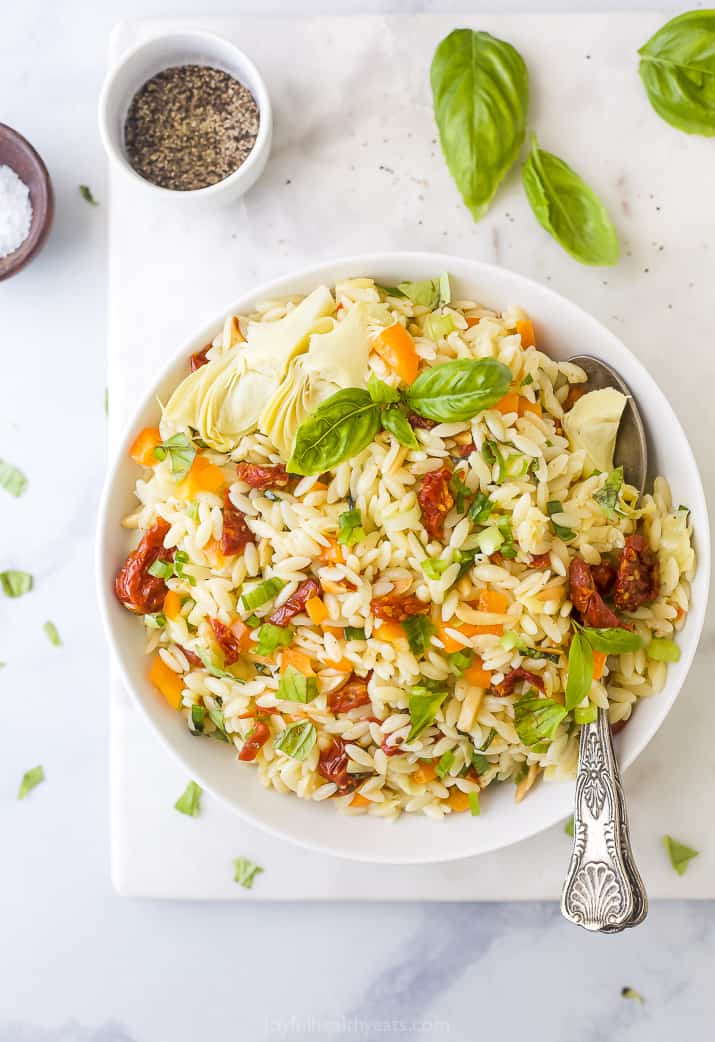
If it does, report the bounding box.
[241,577,286,611]
[234,856,264,889]
[436,750,455,779]
[521,646,561,665]
[367,374,400,404]
[522,136,619,266]
[402,615,436,657]
[406,358,512,422]
[185,501,200,522]
[580,625,643,654]
[514,693,567,746]
[639,11,715,136]
[0,459,27,497]
[477,727,497,751]
[447,648,475,676]
[621,987,645,1005]
[189,705,207,735]
[406,683,448,742]
[338,508,365,547]
[396,273,451,309]
[471,749,489,774]
[422,557,451,580]
[521,373,534,387]
[18,765,45,800]
[153,433,196,481]
[144,612,166,629]
[593,467,624,519]
[431,28,528,221]
[546,499,576,542]
[197,647,242,682]
[0,570,33,598]
[79,184,98,205]
[43,621,61,647]
[565,631,594,711]
[344,626,366,642]
[254,623,294,657]
[454,546,479,578]
[481,440,506,483]
[468,491,494,525]
[450,468,470,513]
[277,665,318,704]
[288,388,381,475]
[662,834,699,876]
[647,637,681,663]
[382,407,419,449]
[564,815,575,837]
[148,559,174,579]
[208,706,230,741]
[374,282,406,299]
[468,791,481,816]
[274,720,317,760]
[174,780,202,817]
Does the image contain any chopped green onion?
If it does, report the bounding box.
[421,557,451,580]
[0,459,27,497]
[468,491,494,526]
[241,577,286,611]
[521,373,534,387]
[662,835,699,876]
[277,665,318,704]
[435,750,455,779]
[471,750,489,774]
[468,791,481,816]
[447,648,474,676]
[573,703,598,724]
[148,559,173,579]
[425,312,456,340]
[482,440,506,482]
[254,623,294,657]
[477,727,497,752]
[233,856,264,889]
[174,780,202,817]
[475,525,503,556]
[144,612,166,629]
[189,705,206,735]
[208,706,230,741]
[0,570,33,598]
[153,433,196,481]
[647,638,681,663]
[406,681,448,742]
[18,765,45,800]
[402,615,436,657]
[546,500,576,542]
[450,468,471,513]
[338,508,365,547]
[344,626,366,642]
[593,467,624,519]
[43,621,61,647]
[185,501,200,522]
[494,516,517,557]
[173,550,196,587]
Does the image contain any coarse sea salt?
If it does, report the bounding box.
[0,164,33,259]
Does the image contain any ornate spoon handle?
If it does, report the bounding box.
[561,708,648,932]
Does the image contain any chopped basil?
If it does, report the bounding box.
[0,459,27,497]
[468,791,481,816]
[471,749,489,774]
[241,577,286,611]
[189,705,207,735]
[593,467,624,519]
[564,815,575,837]
[197,647,242,682]
[396,273,451,309]
[621,987,644,1004]
[274,720,317,760]
[468,491,494,525]
[647,637,681,663]
[234,856,264,889]
[18,765,45,800]
[277,665,318,704]
[436,750,455,779]
[447,648,474,676]
[514,692,567,746]
[43,621,61,647]
[454,546,479,578]
[153,433,196,481]
[0,570,33,598]
[402,615,436,657]
[244,613,261,628]
[144,612,166,629]
[662,835,699,876]
[546,500,576,542]
[79,184,98,205]
[406,680,448,742]
[450,468,471,513]
[148,559,174,579]
[521,373,534,387]
[338,507,365,547]
[502,632,561,663]
[482,439,506,482]
[477,727,497,751]
[208,706,230,740]
[174,780,202,817]
[494,516,517,557]
[254,623,294,657]
[565,631,594,710]
[344,626,366,642]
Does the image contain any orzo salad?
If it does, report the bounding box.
[114,275,696,820]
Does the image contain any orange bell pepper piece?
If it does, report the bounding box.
[148,654,183,710]
[323,656,353,673]
[319,538,345,565]
[446,790,471,812]
[519,398,542,418]
[374,622,406,644]
[350,792,371,808]
[163,590,182,620]
[516,319,535,348]
[593,650,607,681]
[495,391,520,415]
[306,596,329,625]
[372,323,419,385]
[437,623,469,654]
[464,657,493,687]
[280,648,314,676]
[130,427,163,467]
[413,762,438,784]
[465,316,481,328]
[477,589,509,615]
[176,456,225,499]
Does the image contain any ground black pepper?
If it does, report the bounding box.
[124,64,260,191]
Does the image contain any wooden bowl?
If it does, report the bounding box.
[0,124,54,281]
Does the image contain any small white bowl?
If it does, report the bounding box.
[98,30,272,203]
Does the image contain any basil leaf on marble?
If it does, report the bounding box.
[288,388,381,475]
[522,136,619,266]
[406,358,512,422]
[638,11,715,136]
[431,29,529,221]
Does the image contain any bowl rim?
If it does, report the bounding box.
[97,29,272,199]
[0,123,54,281]
[96,251,711,863]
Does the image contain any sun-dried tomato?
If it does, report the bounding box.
[380,736,404,757]
[569,557,624,629]
[115,518,174,615]
[236,462,290,489]
[190,344,211,371]
[408,413,436,430]
[563,384,587,411]
[592,559,617,596]
[221,490,254,556]
[328,675,371,714]
[268,578,321,627]
[317,736,362,792]
[494,668,546,696]
[614,534,659,612]
[530,552,552,569]
[239,721,270,762]
[611,717,630,736]
[179,645,203,668]
[457,439,476,459]
[371,592,430,622]
[418,464,454,541]
[208,617,243,666]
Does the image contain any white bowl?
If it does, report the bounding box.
[98,30,272,203]
[96,252,710,864]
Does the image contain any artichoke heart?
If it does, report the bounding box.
[259,303,370,458]
[161,286,337,452]
[563,387,627,474]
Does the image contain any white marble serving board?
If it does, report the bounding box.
[108,12,715,899]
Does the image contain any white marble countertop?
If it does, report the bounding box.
[1,1,714,1040]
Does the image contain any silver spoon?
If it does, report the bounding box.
[560,354,648,933]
